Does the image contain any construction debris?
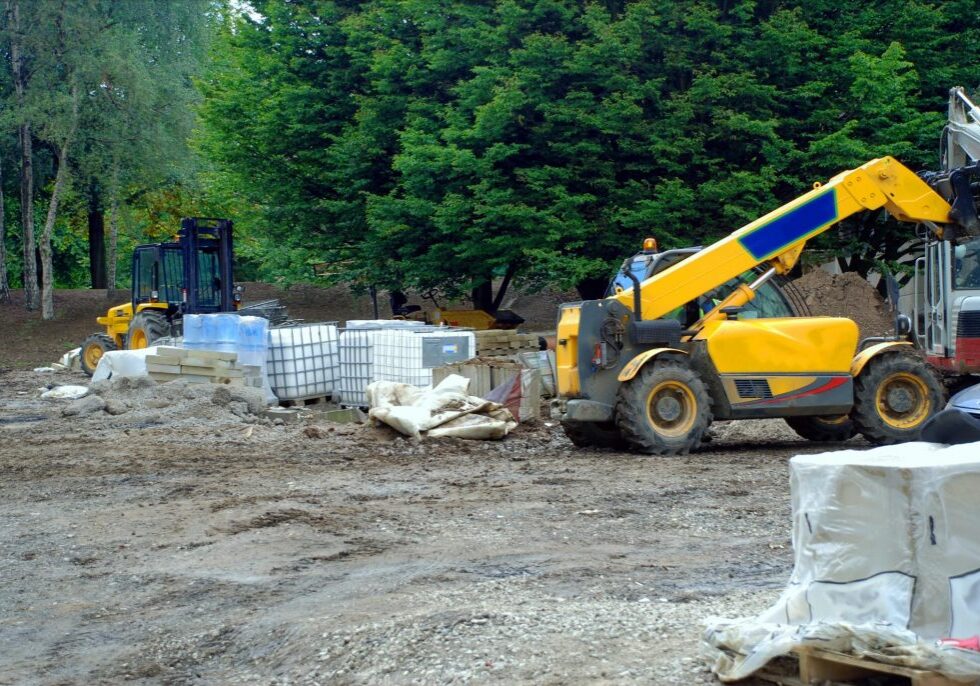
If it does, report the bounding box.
[366,374,517,440]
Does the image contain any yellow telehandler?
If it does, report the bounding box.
[554,153,980,454]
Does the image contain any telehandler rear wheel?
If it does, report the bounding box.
[851,353,944,444]
[785,414,856,442]
[80,333,117,376]
[560,421,629,450]
[127,310,169,349]
[615,358,712,455]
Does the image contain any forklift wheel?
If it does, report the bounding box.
[560,421,629,450]
[127,310,169,349]
[784,414,856,442]
[80,333,118,376]
[615,358,712,455]
[851,353,944,444]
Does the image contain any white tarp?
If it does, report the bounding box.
[705,441,980,682]
[367,374,517,440]
[91,346,161,382]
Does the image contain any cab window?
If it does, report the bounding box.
[954,238,980,289]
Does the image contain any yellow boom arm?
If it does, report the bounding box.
[611,156,953,321]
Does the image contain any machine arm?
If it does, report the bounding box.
[611,156,972,322]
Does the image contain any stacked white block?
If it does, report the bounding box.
[373,328,476,388]
[267,323,339,400]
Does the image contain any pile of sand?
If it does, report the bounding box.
[791,269,895,340]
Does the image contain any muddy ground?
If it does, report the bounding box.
[0,367,869,685]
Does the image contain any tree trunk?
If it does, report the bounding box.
[490,263,517,313]
[10,1,38,310]
[19,124,37,309]
[106,169,119,298]
[88,204,106,289]
[0,147,10,304]
[40,86,78,320]
[471,279,494,312]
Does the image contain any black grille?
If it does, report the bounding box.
[629,319,682,346]
[958,310,980,337]
[735,379,773,399]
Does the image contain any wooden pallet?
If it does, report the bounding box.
[278,394,333,408]
[754,648,964,686]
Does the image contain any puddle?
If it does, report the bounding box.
[0,415,47,425]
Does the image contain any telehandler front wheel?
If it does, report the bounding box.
[785,414,856,443]
[80,333,118,376]
[615,358,712,455]
[561,420,629,450]
[127,310,169,349]
[851,353,944,444]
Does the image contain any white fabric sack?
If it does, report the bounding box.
[705,440,980,682]
[367,374,516,440]
[91,346,160,382]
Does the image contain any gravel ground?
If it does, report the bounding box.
[0,369,868,685]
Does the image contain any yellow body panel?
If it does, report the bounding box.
[96,301,168,347]
[555,305,581,396]
[850,341,913,376]
[617,348,687,382]
[434,309,497,329]
[610,157,951,322]
[696,317,859,374]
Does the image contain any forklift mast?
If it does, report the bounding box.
[179,217,236,314]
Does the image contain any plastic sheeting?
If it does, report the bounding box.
[91,346,161,381]
[367,374,517,441]
[705,441,980,682]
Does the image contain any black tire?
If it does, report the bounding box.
[561,421,629,450]
[615,358,712,455]
[851,352,944,444]
[127,310,169,349]
[80,333,118,376]
[785,415,856,442]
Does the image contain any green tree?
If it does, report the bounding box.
[197,0,980,306]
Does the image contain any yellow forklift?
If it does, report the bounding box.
[80,218,242,374]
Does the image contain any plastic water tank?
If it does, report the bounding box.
[338,321,433,407]
[199,314,234,353]
[267,323,339,400]
[237,316,269,368]
[183,314,204,350]
[373,328,475,388]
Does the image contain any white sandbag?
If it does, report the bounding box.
[91,346,160,382]
[704,440,980,682]
[40,385,89,400]
[58,347,81,370]
[367,374,517,441]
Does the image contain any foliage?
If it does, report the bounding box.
[0,0,215,301]
[196,0,980,303]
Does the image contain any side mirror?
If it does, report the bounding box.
[895,313,912,337]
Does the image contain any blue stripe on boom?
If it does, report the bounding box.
[738,190,838,260]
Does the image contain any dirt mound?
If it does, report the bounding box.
[791,269,894,340]
[61,376,268,428]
